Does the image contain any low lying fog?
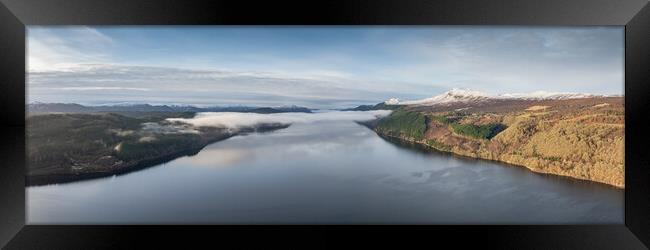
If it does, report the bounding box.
[167,110,392,129]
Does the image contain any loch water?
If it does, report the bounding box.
[27,119,623,224]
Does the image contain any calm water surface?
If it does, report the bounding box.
[27,120,623,224]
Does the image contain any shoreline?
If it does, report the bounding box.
[27,123,291,187]
[372,129,624,189]
[26,134,236,187]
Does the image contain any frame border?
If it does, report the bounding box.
[1,0,649,248]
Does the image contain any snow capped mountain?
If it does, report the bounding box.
[385,88,608,106]
[398,88,492,105]
[497,91,602,100]
[384,88,493,106]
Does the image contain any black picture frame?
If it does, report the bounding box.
[1,0,649,249]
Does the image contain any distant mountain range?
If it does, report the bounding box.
[341,102,400,111]
[27,103,312,114]
[385,88,617,106]
[344,88,619,111]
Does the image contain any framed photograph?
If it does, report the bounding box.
[1,0,649,248]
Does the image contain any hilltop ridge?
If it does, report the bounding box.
[383,88,611,106]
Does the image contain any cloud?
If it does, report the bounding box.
[167,110,392,129]
[60,87,150,91]
[380,27,624,95]
[27,64,420,108]
[28,27,114,72]
[141,122,199,134]
[27,27,624,107]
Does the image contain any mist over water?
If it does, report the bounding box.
[27,119,622,224]
[167,110,392,128]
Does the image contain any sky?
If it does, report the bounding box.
[27,26,624,109]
